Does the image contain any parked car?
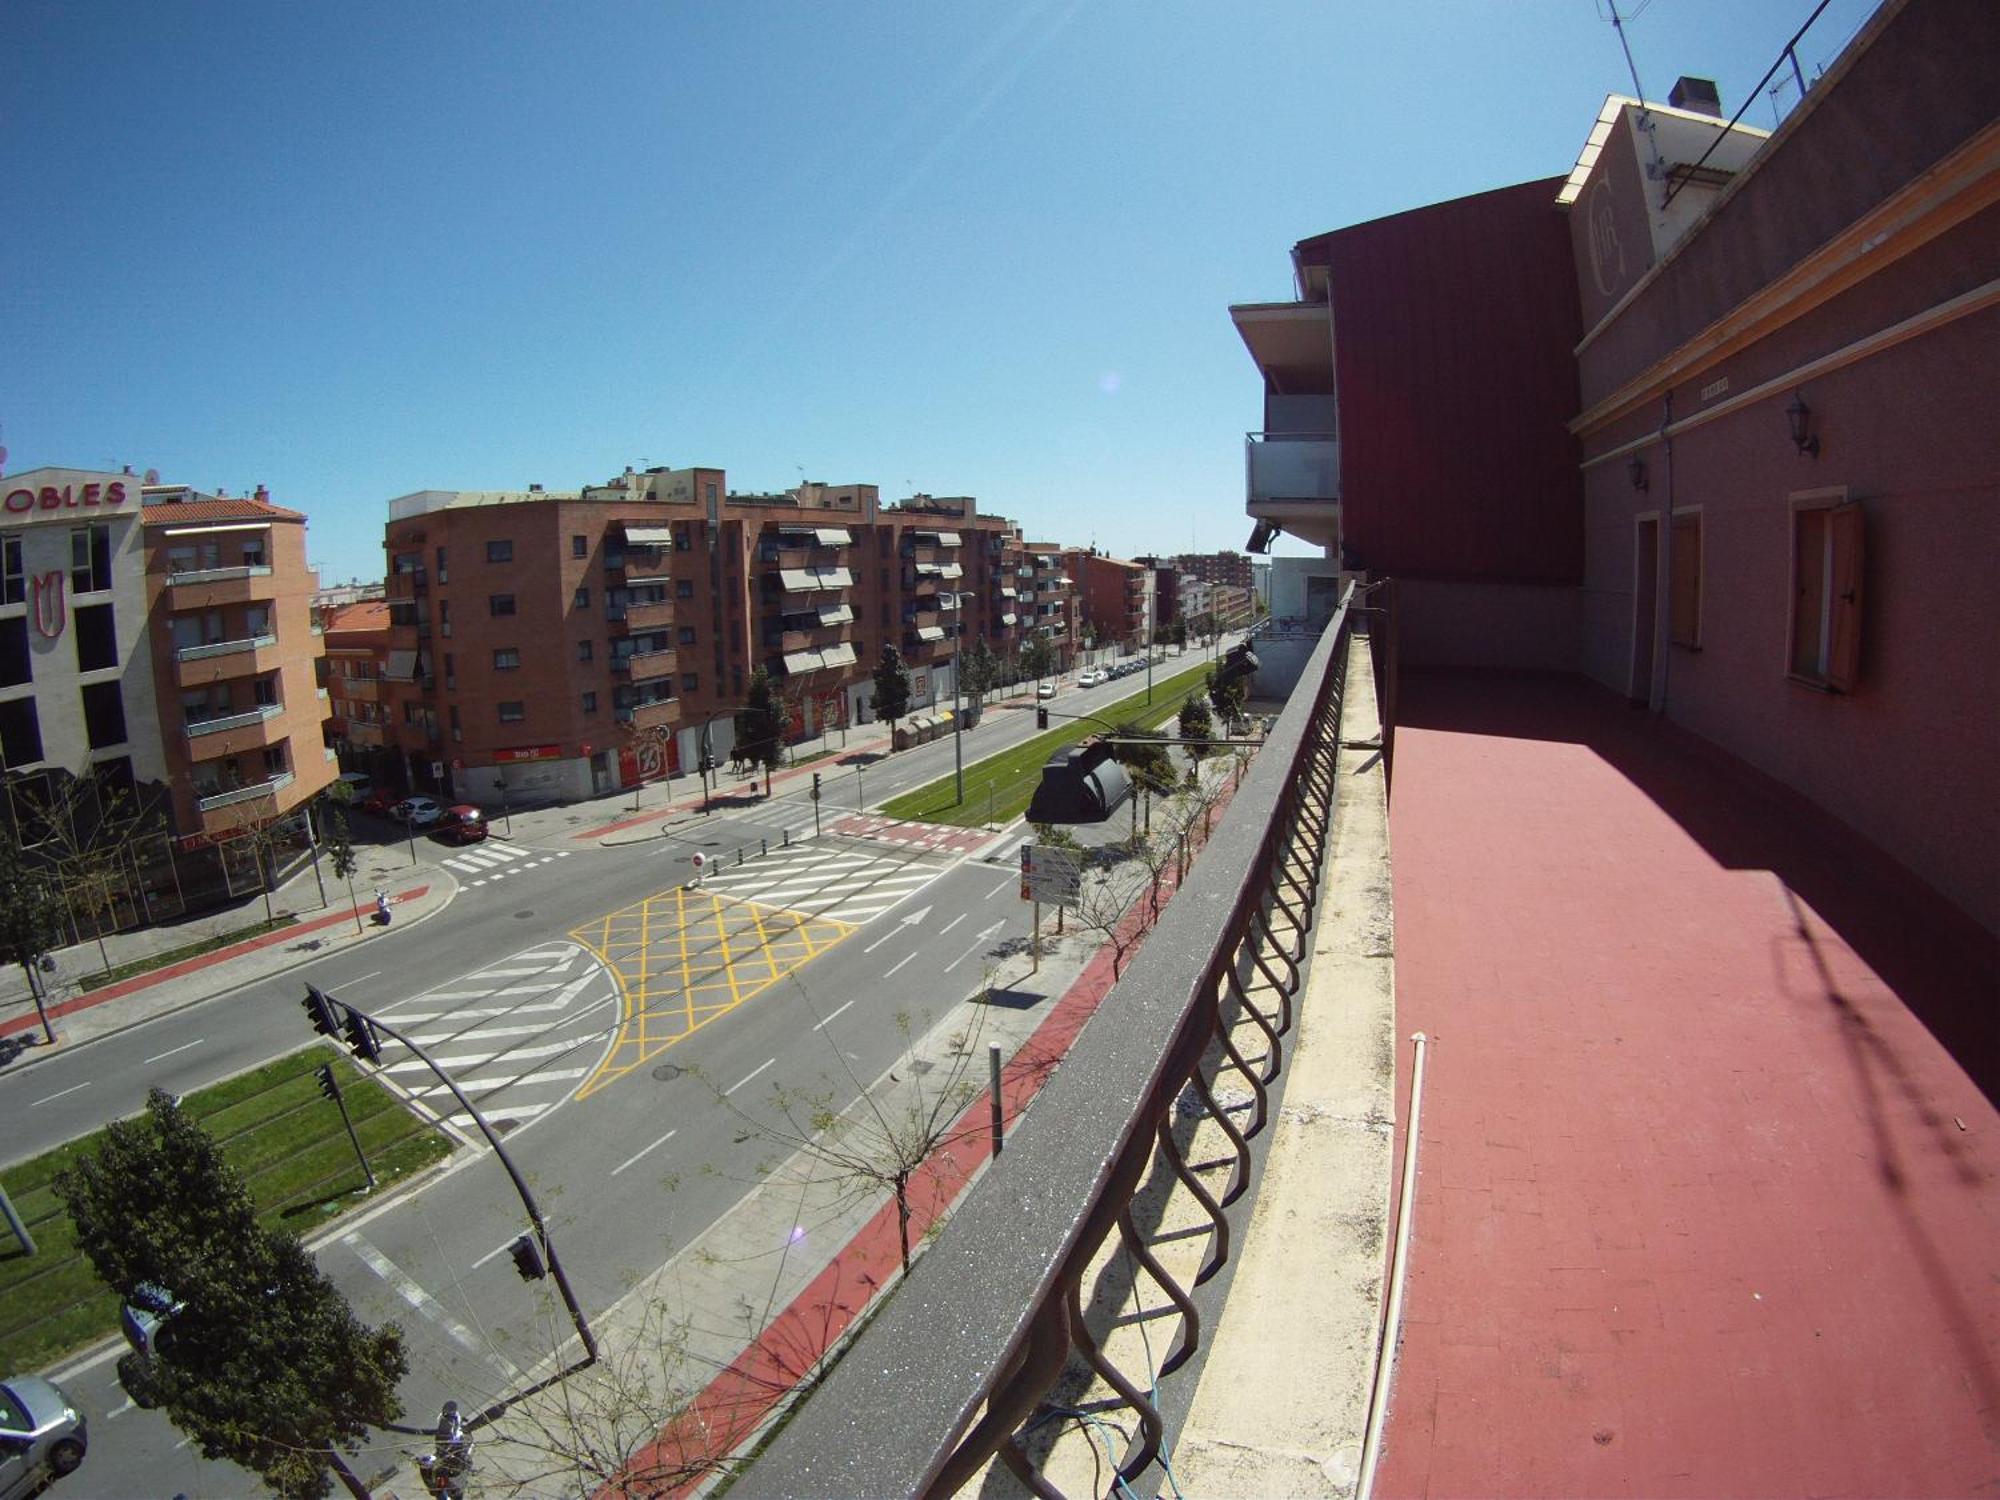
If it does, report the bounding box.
[1036,682,1057,700]
[0,1375,87,1498]
[391,795,445,827]
[435,805,488,844]
[359,786,400,816]
[336,771,374,802]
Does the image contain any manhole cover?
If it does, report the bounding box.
[652,1063,685,1082]
[494,1118,519,1134]
[514,909,535,919]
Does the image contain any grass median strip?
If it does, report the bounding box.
[0,1048,453,1374]
[879,658,1216,828]
[73,913,299,993]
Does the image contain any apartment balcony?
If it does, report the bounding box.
[165,566,278,608]
[779,622,856,654]
[1246,430,1341,549]
[619,598,675,631]
[776,565,854,596]
[616,548,675,581]
[172,634,282,688]
[341,677,381,703]
[194,769,296,814]
[780,641,859,678]
[616,697,681,732]
[184,703,286,745]
[616,647,678,683]
[346,722,386,748]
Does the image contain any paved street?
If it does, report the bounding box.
[0,643,1238,1497]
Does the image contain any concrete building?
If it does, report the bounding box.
[1064,551,1154,655]
[1,466,334,911]
[1231,0,1999,936]
[1173,550,1255,592]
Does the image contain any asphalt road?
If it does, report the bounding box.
[3,644,1227,1497]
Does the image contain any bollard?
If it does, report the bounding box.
[989,1044,1004,1157]
[761,837,768,857]
[737,846,745,865]
[782,827,789,847]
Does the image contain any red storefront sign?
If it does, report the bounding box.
[617,733,681,787]
[492,744,562,764]
[2,480,129,515]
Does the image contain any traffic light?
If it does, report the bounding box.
[302,985,338,1037]
[812,771,821,799]
[1036,707,1049,731]
[316,1062,341,1103]
[342,1008,381,1063]
[508,1233,547,1281]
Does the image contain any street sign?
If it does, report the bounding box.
[1020,843,1083,908]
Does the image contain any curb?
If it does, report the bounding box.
[0,873,463,1074]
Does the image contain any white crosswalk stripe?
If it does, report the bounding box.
[366,941,615,1134]
[445,844,572,887]
[697,841,949,923]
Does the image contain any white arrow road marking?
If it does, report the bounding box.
[900,905,932,926]
[345,1234,521,1379]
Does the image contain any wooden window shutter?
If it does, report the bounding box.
[1825,502,1865,692]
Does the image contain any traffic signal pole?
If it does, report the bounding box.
[302,987,599,1364]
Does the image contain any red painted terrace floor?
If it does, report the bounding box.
[1377,671,1999,1499]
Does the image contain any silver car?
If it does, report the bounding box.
[0,1376,86,1498]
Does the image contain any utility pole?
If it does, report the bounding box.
[952,598,965,806]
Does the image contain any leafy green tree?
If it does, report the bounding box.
[54,1089,406,1500]
[1177,693,1215,768]
[958,637,999,707]
[325,812,364,937]
[1207,664,1247,730]
[872,644,913,747]
[1019,635,1055,689]
[1171,619,1188,650]
[0,823,69,1045]
[734,667,787,794]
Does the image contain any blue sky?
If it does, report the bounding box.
[3,0,1880,586]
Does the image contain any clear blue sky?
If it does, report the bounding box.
[3,0,1880,586]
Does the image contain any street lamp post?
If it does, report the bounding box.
[952,599,965,806]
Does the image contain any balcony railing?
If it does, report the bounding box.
[738,591,1361,1498]
[166,564,274,586]
[195,769,296,813]
[184,704,283,739]
[1245,430,1339,505]
[175,632,277,662]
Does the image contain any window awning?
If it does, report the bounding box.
[914,562,943,577]
[816,527,852,547]
[783,649,825,675]
[938,531,962,547]
[817,603,855,627]
[916,625,946,642]
[383,649,419,681]
[623,525,674,546]
[939,563,963,580]
[779,566,852,593]
[819,641,858,670]
[1000,586,1017,597]
[1001,612,1018,625]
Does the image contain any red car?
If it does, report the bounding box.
[359,787,399,816]
[435,805,488,844]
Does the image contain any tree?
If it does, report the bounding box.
[1105,726,1176,840]
[1019,635,1055,690]
[1171,619,1188,650]
[322,786,365,937]
[1207,663,1248,731]
[1177,693,1214,769]
[53,1089,406,1500]
[871,644,912,747]
[958,637,999,708]
[0,826,69,1045]
[9,764,165,974]
[734,668,786,795]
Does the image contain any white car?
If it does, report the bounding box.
[1036,682,1057,700]
[391,795,445,827]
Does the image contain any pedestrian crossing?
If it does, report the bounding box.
[695,840,948,924]
[829,813,995,856]
[440,842,571,887]
[368,941,619,1135]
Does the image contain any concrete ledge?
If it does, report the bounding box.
[1172,634,1397,1498]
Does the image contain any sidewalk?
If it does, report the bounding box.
[0,852,457,1061]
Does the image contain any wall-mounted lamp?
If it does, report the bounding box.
[1627,454,1649,492]
[1786,392,1820,457]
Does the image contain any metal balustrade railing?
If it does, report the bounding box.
[737,587,1361,1499]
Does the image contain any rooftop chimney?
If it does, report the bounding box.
[253,483,269,503]
[1668,75,1723,117]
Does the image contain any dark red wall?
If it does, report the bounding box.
[1302,177,1583,584]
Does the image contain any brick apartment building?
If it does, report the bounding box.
[1063,550,1154,653]
[1173,550,1255,592]
[368,468,1062,806]
[320,598,391,768]
[1,465,333,915]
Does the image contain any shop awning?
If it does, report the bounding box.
[623,525,674,546]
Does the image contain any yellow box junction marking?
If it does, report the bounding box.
[571,885,852,1098]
